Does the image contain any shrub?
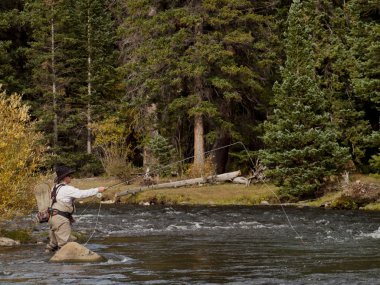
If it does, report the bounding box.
[0,228,34,243]
[331,196,358,210]
[146,134,176,176]
[91,116,134,179]
[0,89,43,219]
[186,155,216,178]
[369,154,380,174]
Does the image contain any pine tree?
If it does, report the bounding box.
[347,0,380,168]
[25,0,69,153]
[25,0,118,172]
[0,1,30,93]
[147,134,176,176]
[67,0,117,155]
[260,0,350,199]
[120,0,277,173]
[309,0,372,165]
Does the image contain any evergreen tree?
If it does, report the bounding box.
[25,0,118,173]
[347,0,380,168]
[25,0,69,155]
[309,0,372,165]
[0,1,30,93]
[260,0,350,199]
[147,134,176,175]
[65,0,118,155]
[120,0,277,173]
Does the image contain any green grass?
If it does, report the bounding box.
[351,174,380,184]
[124,183,278,205]
[70,177,278,206]
[70,174,380,209]
[0,228,34,243]
[302,191,342,207]
[362,203,380,211]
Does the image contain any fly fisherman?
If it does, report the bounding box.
[45,166,106,253]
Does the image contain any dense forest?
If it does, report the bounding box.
[0,0,378,199]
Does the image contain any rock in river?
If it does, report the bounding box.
[50,242,105,262]
[0,237,20,247]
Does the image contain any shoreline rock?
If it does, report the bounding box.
[0,237,20,247]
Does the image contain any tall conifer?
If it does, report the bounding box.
[260,0,350,198]
[0,1,30,93]
[348,0,379,169]
[67,0,117,155]
[25,0,117,171]
[309,0,372,164]
[25,0,68,153]
[120,0,277,172]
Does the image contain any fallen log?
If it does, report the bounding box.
[232,177,249,186]
[115,170,241,198]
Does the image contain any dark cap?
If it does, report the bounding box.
[55,165,75,183]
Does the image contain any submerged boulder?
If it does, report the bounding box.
[50,242,105,262]
[0,237,20,247]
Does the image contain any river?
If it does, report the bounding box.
[1,205,380,284]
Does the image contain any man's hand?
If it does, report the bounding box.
[98,187,106,193]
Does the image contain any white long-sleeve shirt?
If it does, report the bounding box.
[54,184,99,204]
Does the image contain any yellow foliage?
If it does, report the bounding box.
[91,116,133,178]
[0,90,43,220]
[186,155,216,178]
[91,116,125,147]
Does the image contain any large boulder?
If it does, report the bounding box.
[0,237,20,246]
[50,242,105,263]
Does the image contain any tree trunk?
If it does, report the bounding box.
[86,2,92,154]
[51,14,58,148]
[143,103,158,169]
[212,132,231,174]
[193,72,205,172]
[193,114,205,169]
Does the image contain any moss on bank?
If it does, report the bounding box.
[0,228,34,243]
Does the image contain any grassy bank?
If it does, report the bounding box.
[71,173,380,209]
[71,177,278,206]
[121,183,278,206]
[301,174,380,210]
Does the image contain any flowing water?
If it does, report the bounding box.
[1,205,380,284]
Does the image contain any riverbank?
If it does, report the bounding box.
[71,177,278,206]
[300,174,380,210]
[71,174,380,210]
